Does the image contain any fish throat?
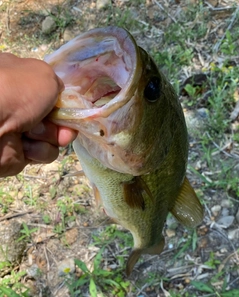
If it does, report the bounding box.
[47,27,140,120]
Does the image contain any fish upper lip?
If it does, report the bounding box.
[46,26,142,120]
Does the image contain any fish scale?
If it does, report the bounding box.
[47,26,204,275]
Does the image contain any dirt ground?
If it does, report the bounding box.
[0,0,239,296]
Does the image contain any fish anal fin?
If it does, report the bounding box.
[122,177,153,210]
[126,238,165,276]
[171,176,204,228]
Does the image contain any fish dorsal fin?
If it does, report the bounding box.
[123,176,153,210]
[170,176,203,228]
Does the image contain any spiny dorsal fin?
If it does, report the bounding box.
[123,176,153,210]
[170,176,203,228]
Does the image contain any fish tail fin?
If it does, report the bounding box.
[126,249,142,277]
[126,238,165,276]
[171,176,203,228]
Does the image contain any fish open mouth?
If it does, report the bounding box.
[46,27,140,120]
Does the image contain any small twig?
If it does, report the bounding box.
[44,244,50,271]
[206,132,239,160]
[0,210,34,222]
[213,5,239,53]
[218,250,239,273]
[53,280,66,296]
[72,6,82,13]
[227,276,239,289]
[136,282,151,297]
[27,223,54,229]
[152,0,178,23]
[6,2,11,32]
[23,174,48,180]
[211,225,238,256]
[205,2,236,12]
[46,247,58,266]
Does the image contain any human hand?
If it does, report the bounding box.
[0,53,77,177]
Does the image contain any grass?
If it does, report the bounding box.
[0,0,239,296]
[66,250,130,297]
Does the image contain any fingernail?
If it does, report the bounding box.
[30,122,45,135]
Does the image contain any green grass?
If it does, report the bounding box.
[1,1,239,296]
[66,250,130,297]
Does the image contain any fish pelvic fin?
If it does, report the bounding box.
[123,176,153,210]
[171,176,203,228]
[126,238,165,276]
[92,184,102,208]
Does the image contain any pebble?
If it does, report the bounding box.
[42,16,57,34]
[217,215,234,228]
[168,243,174,249]
[57,258,75,276]
[221,199,232,208]
[184,108,209,138]
[27,264,40,278]
[0,220,27,264]
[63,28,75,42]
[211,205,221,217]
[228,229,239,240]
[221,208,229,216]
[166,229,176,237]
[63,228,78,245]
[96,0,111,10]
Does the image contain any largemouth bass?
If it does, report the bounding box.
[46,26,203,276]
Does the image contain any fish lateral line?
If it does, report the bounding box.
[122,176,154,210]
[170,176,204,228]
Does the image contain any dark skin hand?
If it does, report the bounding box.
[0,53,78,177]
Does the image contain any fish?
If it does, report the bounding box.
[46,26,203,276]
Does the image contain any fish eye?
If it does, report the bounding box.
[144,76,161,102]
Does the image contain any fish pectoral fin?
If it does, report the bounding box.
[170,176,204,228]
[126,238,165,276]
[63,170,85,177]
[123,176,153,210]
[92,184,102,208]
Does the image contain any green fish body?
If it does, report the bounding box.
[46,26,203,275]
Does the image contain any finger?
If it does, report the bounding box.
[25,120,77,147]
[57,126,78,147]
[56,75,65,93]
[23,139,59,163]
[25,120,58,146]
[0,133,29,177]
